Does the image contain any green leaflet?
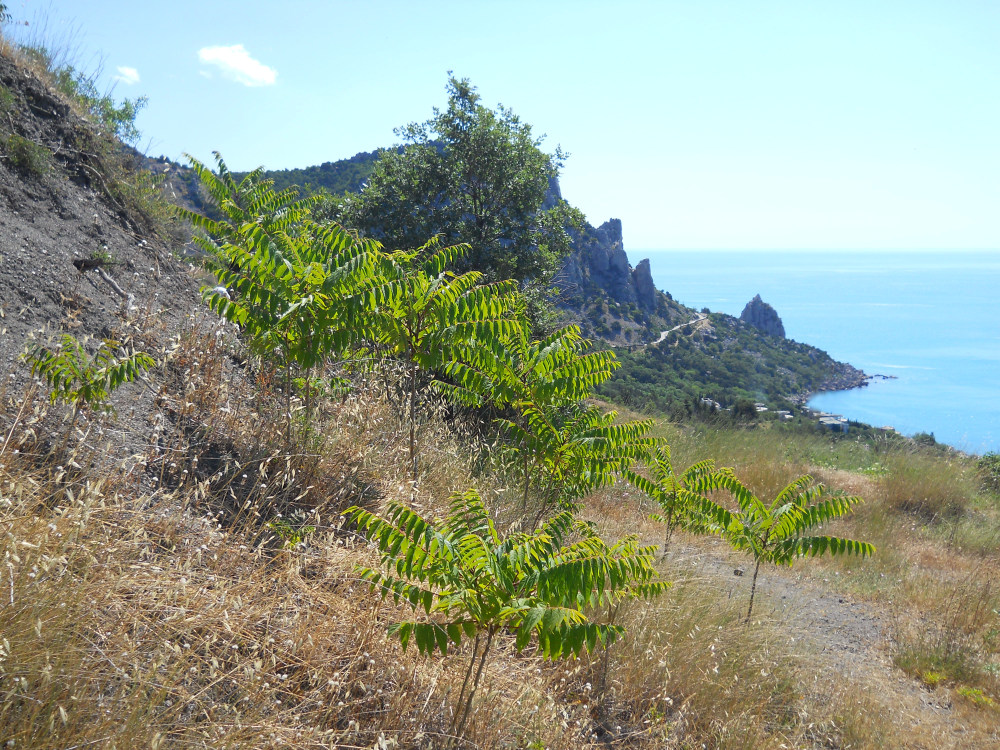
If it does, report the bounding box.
[344,487,668,662]
[24,335,154,418]
[691,471,875,621]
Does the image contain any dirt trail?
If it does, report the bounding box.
[666,541,980,749]
[648,312,707,347]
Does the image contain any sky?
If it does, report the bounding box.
[6,0,999,250]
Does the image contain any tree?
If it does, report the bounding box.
[178,153,386,441]
[695,471,875,622]
[206,219,387,439]
[346,488,668,742]
[24,335,154,445]
[441,322,619,412]
[359,239,521,483]
[440,322,650,518]
[624,442,718,556]
[176,152,315,250]
[342,76,581,298]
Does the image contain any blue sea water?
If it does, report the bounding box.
[640,250,1000,455]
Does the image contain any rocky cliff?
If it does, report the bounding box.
[740,294,786,338]
[554,214,680,344]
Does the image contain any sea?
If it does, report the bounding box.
[641,250,1000,455]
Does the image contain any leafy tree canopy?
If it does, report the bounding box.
[695,471,875,621]
[342,75,581,293]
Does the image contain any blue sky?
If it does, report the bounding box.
[6,0,998,250]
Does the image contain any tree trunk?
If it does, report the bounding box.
[745,559,762,623]
[408,361,418,487]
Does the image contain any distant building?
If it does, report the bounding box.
[818,415,849,434]
[776,410,793,421]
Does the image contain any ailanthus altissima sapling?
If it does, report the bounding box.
[346,488,669,740]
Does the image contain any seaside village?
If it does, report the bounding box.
[698,397,897,436]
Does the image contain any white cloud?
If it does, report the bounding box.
[197,44,277,87]
[114,66,140,85]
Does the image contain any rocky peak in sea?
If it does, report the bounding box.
[740,294,786,338]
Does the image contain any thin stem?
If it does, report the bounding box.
[303,364,312,435]
[661,506,675,559]
[521,453,530,509]
[455,628,494,739]
[58,402,81,457]
[284,354,292,447]
[746,559,762,623]
[451,634,481,735]
[408,360,418,483]
[598,601,622,704]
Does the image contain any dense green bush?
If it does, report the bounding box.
[3,133,49,175]
[977,453,1000,493]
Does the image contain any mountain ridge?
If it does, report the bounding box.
[151,146,866,411]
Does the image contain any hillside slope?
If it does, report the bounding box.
[0,48,201,445]
[2,42,997,750]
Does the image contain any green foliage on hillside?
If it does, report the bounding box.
[341,76,580,292]
[238,148,383,198]
[601,313,855,414]
[19,46,147,146]
[23,334,154,441]
[178,155,685,740]
[347,488,668,738]
[358,239,522,480]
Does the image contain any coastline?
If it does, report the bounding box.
[789,363,875,407]
[790,369,899,408]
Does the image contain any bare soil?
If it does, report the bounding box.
[0,48,202,459]
[668,540,987,748]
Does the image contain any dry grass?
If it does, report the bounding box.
[4,331,1000,747]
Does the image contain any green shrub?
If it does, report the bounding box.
[696,471,874,622]
[0,84,15,113]
[957,686,996,708]
[47,61,147,145]
[23,334,155,440]
[347,488,669,741]
[977,453,1000,493]
[3,133,49,175]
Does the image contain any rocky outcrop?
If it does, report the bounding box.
[557,217,658,312]
[740,294,785,338]
[632,258,656,311]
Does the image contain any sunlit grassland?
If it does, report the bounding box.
[3,326,998,748]
[648,414,1000,728]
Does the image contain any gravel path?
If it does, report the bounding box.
[665,541,980,748]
